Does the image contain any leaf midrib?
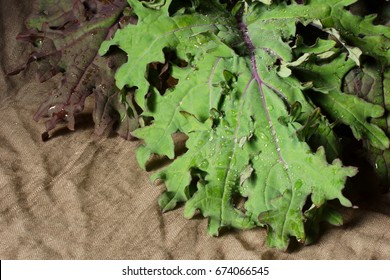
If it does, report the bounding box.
[240,17,294,242]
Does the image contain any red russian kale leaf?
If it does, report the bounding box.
[9,0,139,140]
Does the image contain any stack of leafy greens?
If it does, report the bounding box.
[11,0,390,250]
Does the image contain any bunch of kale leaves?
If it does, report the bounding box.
[10,0,390,250]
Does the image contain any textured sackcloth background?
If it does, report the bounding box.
[1,0,390,260]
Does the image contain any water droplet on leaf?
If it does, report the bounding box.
[259,132,268,140]
[200,159,209,168]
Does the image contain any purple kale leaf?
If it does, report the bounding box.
[9,0,138,140]
[344,64,390,192]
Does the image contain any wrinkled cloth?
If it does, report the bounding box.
[1,0,390,260]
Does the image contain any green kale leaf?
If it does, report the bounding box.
[100,0,390,249]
